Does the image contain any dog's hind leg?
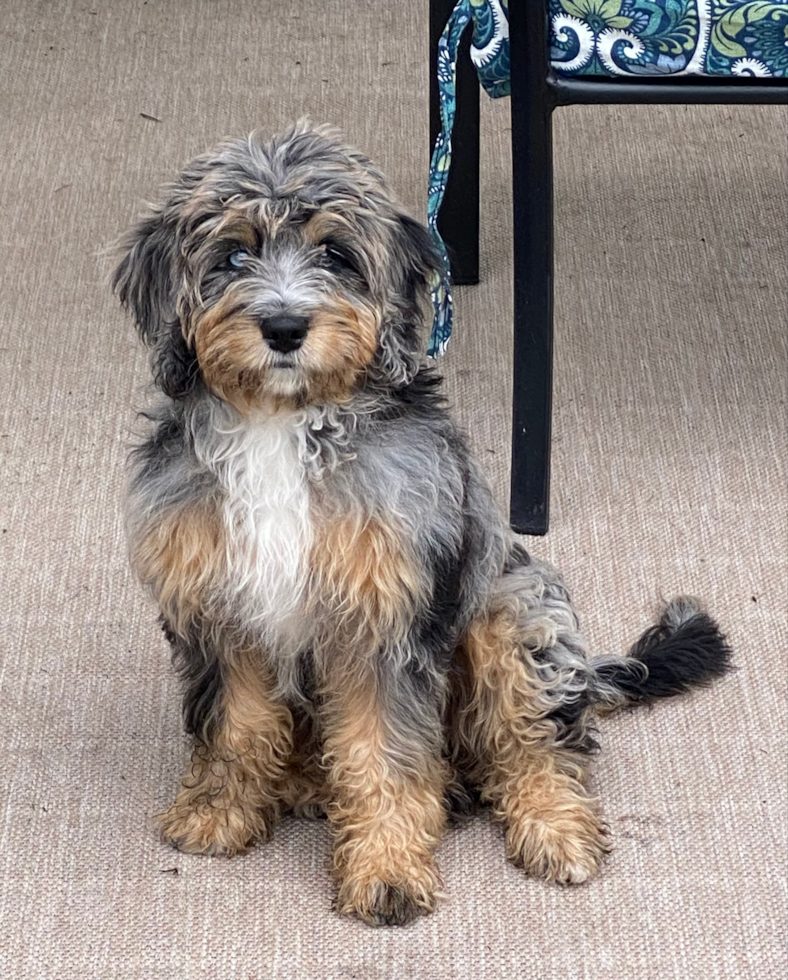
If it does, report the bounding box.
[453,557,608,884]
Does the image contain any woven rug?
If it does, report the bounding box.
[0,2,785,977]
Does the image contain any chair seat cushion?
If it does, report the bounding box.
[548,0,788,77]
[467,1,788,84]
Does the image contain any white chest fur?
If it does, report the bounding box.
[195,410,313,648]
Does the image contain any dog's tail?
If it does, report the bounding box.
[589,597,732,711]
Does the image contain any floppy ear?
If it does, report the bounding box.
[372,211,445,387]
[392,212,444,311]
[112,206,197,399]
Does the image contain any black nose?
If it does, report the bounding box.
[260,314,309,353]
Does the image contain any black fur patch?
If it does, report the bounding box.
[413,528,467,672]
[545,698,599,755]
[598,602,732,704]
[443,772,480,822]
[378,366,448,420]
[161,618,224,740]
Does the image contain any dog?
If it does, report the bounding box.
[113,122,731,927]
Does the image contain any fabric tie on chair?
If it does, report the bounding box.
[427,0,510,357]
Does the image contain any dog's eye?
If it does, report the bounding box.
[228,250,251,270]
[321,243,358,276]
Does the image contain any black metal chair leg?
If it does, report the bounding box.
[430,2,786,538]
[508,2,555,535]
[429,0,480,284]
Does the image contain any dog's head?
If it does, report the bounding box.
[113,123,441,412]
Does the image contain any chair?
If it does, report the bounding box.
[429,0,788,535]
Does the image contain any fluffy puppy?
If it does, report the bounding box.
[113,123,730,926]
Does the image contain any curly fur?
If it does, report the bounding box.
[114,123,732,926]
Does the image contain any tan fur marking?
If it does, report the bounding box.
[179,191,273,238]
[132,503,224,636]
[209,212,258,247]
[322,669,447,925]
[302,211,354,245]
[190,299,274,414]
[159,653,293,856]
[190,290,377,412]
[312,512,425,648]
[301,295,378,402]
[456,605,608,884]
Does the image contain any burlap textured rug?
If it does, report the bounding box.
[1,2,785,977]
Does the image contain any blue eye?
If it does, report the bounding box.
[228,250,250,269]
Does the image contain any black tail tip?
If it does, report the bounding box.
[627,596,733,701]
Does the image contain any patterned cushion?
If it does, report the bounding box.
[550,0,788,77]
[465,0,788,83]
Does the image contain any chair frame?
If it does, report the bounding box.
[430,0,788,535]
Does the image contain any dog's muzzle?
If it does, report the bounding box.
[260,313,309,354]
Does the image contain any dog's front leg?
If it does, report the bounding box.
[158,636,293,856]
[321,657,448,926]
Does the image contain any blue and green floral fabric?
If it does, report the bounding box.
[427,0,788,354]
[551,1,788,77]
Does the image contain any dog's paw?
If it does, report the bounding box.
[506,806,609,884]
[334,866,442,926]
[157,796,273,857]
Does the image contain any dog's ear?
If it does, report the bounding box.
[372,211,444,387]
[392,212,443,310]
[112,206,197,399]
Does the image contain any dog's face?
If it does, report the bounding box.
[114,124,441,411]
